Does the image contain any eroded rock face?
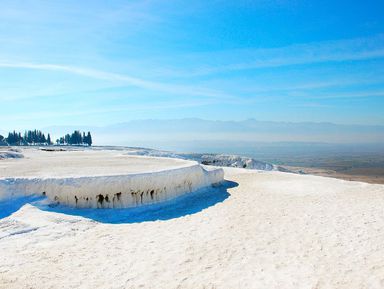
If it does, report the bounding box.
[0,164,224,208]
[0,149,224,208]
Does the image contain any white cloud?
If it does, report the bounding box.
[0,61,236,101]
[162,34,384,77]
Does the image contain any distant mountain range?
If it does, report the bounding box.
[41,119,384,147]
[1,118,383,155]
[44,118,384,138]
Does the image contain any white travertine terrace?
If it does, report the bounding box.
[0,149,224,208]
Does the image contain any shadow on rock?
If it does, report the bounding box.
[0,195,45,219]
[35,180,238,224]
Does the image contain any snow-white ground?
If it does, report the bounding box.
[1,164,384,288]
[0,149,192,178]
[0,149,223,208]
[199,154,275,170]
[123,147,277,171]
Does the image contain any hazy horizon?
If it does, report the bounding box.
[3,118,383,154]
[1,0,384,134]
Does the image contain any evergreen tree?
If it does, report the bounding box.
[4,129,55,146]
[7,132,12,145]
[0,134,5,145]
[64,134,70,144]
[0,135,5,145]
[86,132,92,146]
[55,130,93,146]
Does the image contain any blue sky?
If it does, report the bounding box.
[1,0,384,130]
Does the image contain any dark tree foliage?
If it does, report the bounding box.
[4,130,52,146]
[3,129,92,146]
[85,131,92,146]
[56,130,92,146]
[0,134,5,145]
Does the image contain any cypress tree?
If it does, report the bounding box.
[86,132,92,146]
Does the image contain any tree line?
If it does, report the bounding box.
[1,130,52,146]
[0,130,92,146]
[56,131,92,146]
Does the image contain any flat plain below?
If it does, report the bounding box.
[265,153,384,185]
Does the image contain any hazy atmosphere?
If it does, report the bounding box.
[1,0,384,143]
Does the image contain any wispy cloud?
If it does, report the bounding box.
[0,98,216,123]
[306,90,384,100]
[163,34,384,77]
[290,102,333,108]
[0,61,236,101]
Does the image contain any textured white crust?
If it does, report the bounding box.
[0,164,224,208]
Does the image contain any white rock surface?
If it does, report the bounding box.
[199,154,275,170]
[1,167,384,288]
[0,150,24,160]
[123,147,278,171]
[0,149,223,208]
